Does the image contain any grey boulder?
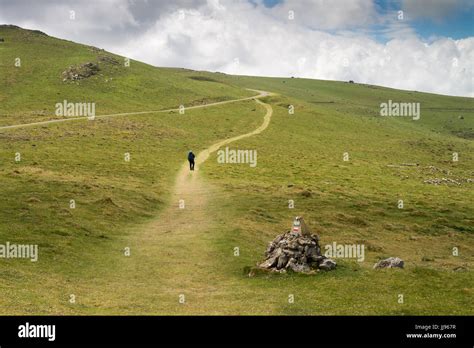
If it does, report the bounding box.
[373,257,404,269]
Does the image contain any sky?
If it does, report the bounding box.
[0,0,473,97]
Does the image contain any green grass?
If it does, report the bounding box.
[0,25,472,315]
[0,25,253,126]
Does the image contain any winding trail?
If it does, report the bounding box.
[82,90,274,313]
[0,89,271,131]
[174,97,273,194]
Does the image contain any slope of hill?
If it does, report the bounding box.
[0,26,472,315]
[0,25,253,126]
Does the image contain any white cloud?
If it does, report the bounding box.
[0,0,138,46]
[114,0,473,97]
[268,0,380,30]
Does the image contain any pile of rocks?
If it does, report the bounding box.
[62,62,100,81]
[257,217,336,274]
[373,257,404,269]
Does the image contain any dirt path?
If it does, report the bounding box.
[81,94,274,313]
[158,97,273,238]
[142,97,273,302]
[0,89,270,131]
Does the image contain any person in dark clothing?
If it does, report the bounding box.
[188,151,195,171]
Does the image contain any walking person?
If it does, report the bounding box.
[188,151,195,171]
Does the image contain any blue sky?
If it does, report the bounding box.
[410,11,474,40]
[261,0,474,40]
[376,0,474,39]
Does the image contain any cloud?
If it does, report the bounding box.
[0,0,138,46]
[268,0,380,30]
[114,0,473,97]
[401,0,474,21]
[0,0,472,97]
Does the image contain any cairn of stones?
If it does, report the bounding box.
[258,217,336,274]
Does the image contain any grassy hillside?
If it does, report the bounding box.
[196,75,474,314]
[0,26,472,315]
[0,25,253,126]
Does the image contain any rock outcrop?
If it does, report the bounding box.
[62,62,100,81]
[373,257,404,269]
